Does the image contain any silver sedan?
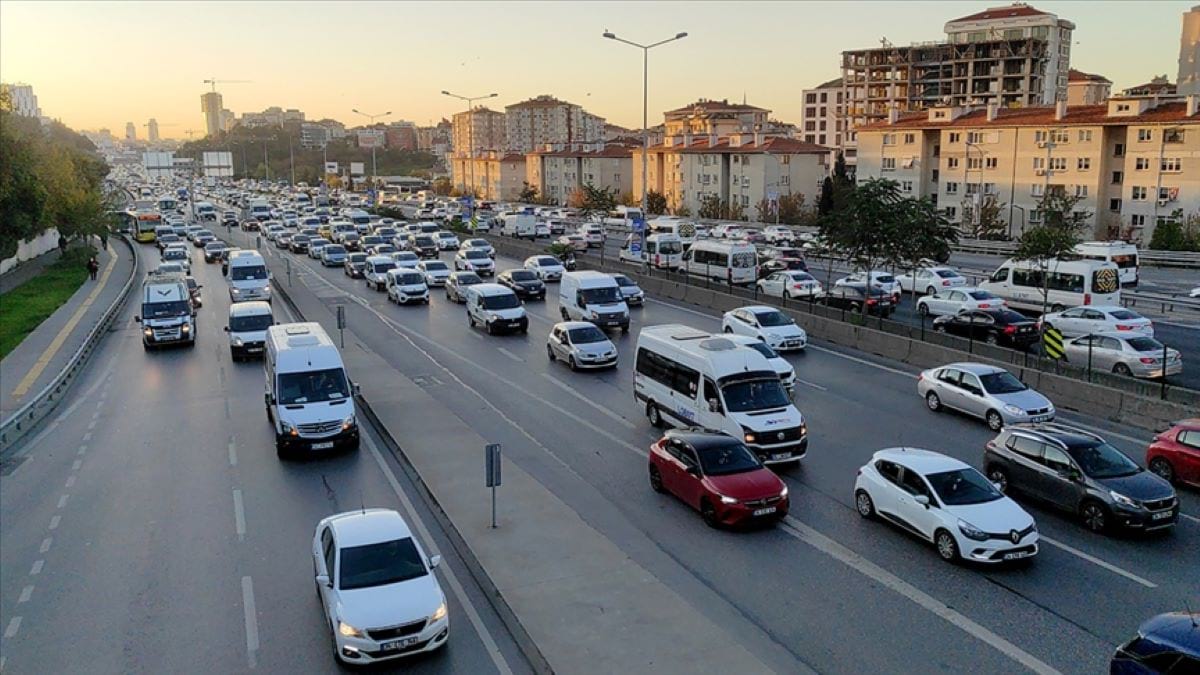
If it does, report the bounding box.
[918,362,1055,431]
[547,321,618,370]
[1062,333,1182,379]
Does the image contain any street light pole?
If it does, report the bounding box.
[603,30,688,218]
[352,108,392,189]
[442,91,498,199]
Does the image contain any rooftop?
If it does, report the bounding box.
[665,98,769,115]
[642,136,831,155]
[507,95,580,110]
[947,3,1050,24]
[858,101,1199,130]
[1068,69,1111,84]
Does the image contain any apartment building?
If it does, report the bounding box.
[505,95,605,153]
[1179,5,1200,96]
[1067,69,1112,106]
[525,145,634,204]
[854,96,1200,243]
[300,123,329,149]
[355,128,385,149]
[663,99,771,137]
[241,106,305,128]
[799,78,845,148]
[449,151,527,201]
[452,107,506,155]
[2,83,41,118]
[385,123,417,151]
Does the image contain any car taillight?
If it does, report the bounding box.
[1116,324,1133,331]
[978,303,991,308]
[1004,325,1017,334]
[1139,357,1156,364]
[793,284,805,289]
[1084,293,1091,305]
[942,280,951,286]
[867,298,877,305]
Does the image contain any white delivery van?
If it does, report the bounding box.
[225,301,274,361]
[649,217,697,248]
[227,250,272,303]
[558,271,630,332]
[466,283,529,334]
[385,268,430,305]
[363,255,397,291]
[619,233,684,269]
[634,325,808,465]
[1072,241,1139,287]
[195,201,217,221]
[979,257,1121,313]
[136,271,196,350]
[265,323,359,458]
[347,209,372,232]
[499,213,536,239]
[681,240,758,285]
[246,198,272,221]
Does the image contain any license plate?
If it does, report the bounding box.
[606,321,621,327]
[246,347,262,353]
[1031,414,1052,422]
[1152,510,1173,520]
[1003,551,1031,560]
[382,636,419,651]
[312,441,334,450]
[753,507,777,516]
[772,453,792,461]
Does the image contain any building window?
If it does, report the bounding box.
[1051,129,1069,144]
[948,132,961,143]
[819,107,827,117]
[1131,214,1146,227]
[732,155,740,164]
[1109,198,1121,211]
[904,133,915,144]
[1034,130,1047,143]
[1031,183,1045,197]
[804,134,815,143]
[967,157,982,170]
[985,157,997,169]
[946,157,959,169]
[881,157,896,171]
[781,175,791,185]
[1078,130,1093,142]
[819,121,827,131]
[1114,143,1125,157]
[944,206,957,219]
[1134,158,1149,170]
[818,134,826,145]
[1136,129,1152,142]
[1164,129,1184,143]
[1159,186,1176,201]
[967,131,985,144]
[883,134,896,145]
[1074,185,1088,198]
[1131,186,1147,201]
[805,94,816,104]
[819,93,828,103]
[804,121,817,131]
[965,183,979,195]
[1116,103,1131,112]
[741,195,750,207]
[1111,171,1122,184]
[805,107,816,118]
[1077,158,1090,171]
[945,182,959,194]
[1162,157,1182,172]
[1033,157,1045,170]
[1050,157,1067,172]
[901,180,913,192]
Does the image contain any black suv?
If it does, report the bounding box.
[821,283,894,316]
[932,309,1039,348]
[983,423,1178,533]
[498,269,545,300]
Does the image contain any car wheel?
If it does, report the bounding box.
[917,303,929,316]
[1081,500,1109,533]
[1051,304,1066,313]
[568,355,578,371]
[934,324,946,333]
[275,439,289,460]
[1148,457,1175,484]
[546,344,556,362]
[925,391,942,412]
[560,307,569,320]
[468,314,475,327]
[723,326,732,333]
[649,465,665,493]
[985,333,999,345]
[1113,363,1133,376]
[646,401,663,428]
[855,490,876,519]
[486,321,494,335]
[700,499,720,529]
[935,529,960,563]
[925,286,937,296]
[850,302,862,313]
[987,466,1009,493]
[986,409,1004,431]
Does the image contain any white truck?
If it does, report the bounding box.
[245,199,271,222]
[136,271,196,350]
[499,212,536,239]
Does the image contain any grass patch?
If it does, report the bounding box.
[0,247,94,359]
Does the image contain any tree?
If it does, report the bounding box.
[1014,191,1090,315]
[755,194,806,224]
[961,195,1008,240]
[673,203,691,217]
[432,176,452,196]
[891,197,958,301]
[646,191,667,215]
[818,177,835,216]
[518,181,539,203]
[573,184,618,218]
[1149,209,1200,251]
[820,179,907,316]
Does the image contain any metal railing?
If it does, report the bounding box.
[0,235,139,453]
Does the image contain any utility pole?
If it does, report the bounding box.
[289,138,295,186]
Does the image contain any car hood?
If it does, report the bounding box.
[539,264,565,273]
[336,574,443,630]
[489,307,526,320]
[515,280,544,289]
[588,302,628,314]
[396,283,427,292]
[232,279,268,290]
[575,341,616,357]
[991,388,1052,411]
[619,285,643,296]
[424,269,450,278]
[767,357,794,379]
[762,324,805,340]
[231,328,267,343]
[466,258,494,268]
[277,397,353,428]
[1095,470,1175,502]
[949,497,1034,533]
[706,469,784,501]
[730,405,803,433]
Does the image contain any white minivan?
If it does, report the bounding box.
[466,283,528,334]
[558,271,630,333]
[1072,241,1139,287]
[619,233,684,269]
[264,323,360,458]
[225,301,274,361]
[681,240,757,285]
[385,268,430,305]
[979,258,1121,313]
[634,325,808,465]
[227,250,272,303]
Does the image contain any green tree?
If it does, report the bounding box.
[818,177,835,216]
[573,184,618,218]
[672,203,691,217]
[1014,191,1090,315]
[646,191,667,215]
[432,176,453,196]
[891,197,958,301]
[821,179,907,315]
[518,181,539,203]
[962,195,1009,240]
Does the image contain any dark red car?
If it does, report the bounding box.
[1147,418,1200,487]
[648,430,788,528]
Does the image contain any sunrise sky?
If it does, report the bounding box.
[0,1,1189,138]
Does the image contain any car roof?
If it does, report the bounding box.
[555,321,598,331]
[471,283,514,296]
[665,428,743,450]
[873,447,969,474]
[229,301,272,317]
[1080,331,1145,340]
[737,305,781,315]
[1135,612,1200,656]
[941,362,1007,376]
[324,506,412,542]
[1076,305,1125,312]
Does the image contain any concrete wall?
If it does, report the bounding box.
[1,228,61,275]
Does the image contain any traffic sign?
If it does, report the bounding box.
[630,242,642,255]
[1043,327,1064,359]
[631,215,645,233]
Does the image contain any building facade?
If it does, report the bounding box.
[449,152,527,200]
[201,91,223,137]
[1,83,41,118]
[1178,5,1200,97]
[125,122,137,142]
[300,123,330,149]
[147,118,160,143]
[799,78,845,148]
[452,107,506,155]
[663,99,771,137]
[525,145,634,204]
[1067,69,1112,106]
[385,123,417,151]
[504,95,604,153]
[854,97,1200,244]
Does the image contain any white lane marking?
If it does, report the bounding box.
[795,377,827,391]
[1181,513,1200,525]
[86,420,96,431]
[28,560,43,576]
[1037,536,1157,588]
[232,489,246,541]
[50,361,114,425]
[38,538,51,554]
[363,434,514,675]
[496,346,523,363]
[77,445,86,456]
[541,373,636,429]
[64,476,75,488]
[228,439,238,467]
[48,516,60,531]
[17,586,33,604]
[56,495,68,509]
[241,576,259,669]
[808,344,914,377]
[90,410,100,421]
[3,617,20,639]
[71,459,82,471]
[779,517,1061,675]
[468,331,484,340]
[81,432,91,442]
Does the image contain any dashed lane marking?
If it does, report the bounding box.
[38,538,51,554]
[232,489,246,541]
[1038,536,1156,588]
[28,560,42,576]
[496,347,523,363]
[17,587,32,604]
[241,576,259,669]
[541,373,636,429]
[48,516,60,531]
[56,495,68,509]
[3,617,20,639]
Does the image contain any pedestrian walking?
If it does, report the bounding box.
[87,256,99,280]
[100,231,108,250]
[58,234,68,255]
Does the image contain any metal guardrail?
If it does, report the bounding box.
[0,235,139,453]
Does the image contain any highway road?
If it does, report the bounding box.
[210,222,1198,674]
[0,245,532,674]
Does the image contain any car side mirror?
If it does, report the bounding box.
[428,555,442,569]
[351,383,362,397]
[265,392,274,406]
[992,482,1004,492]
[223,326,230,332]
[315,574,332,589]
[914,494,931,508]
[134,315,141,322]
[707,399,720,413]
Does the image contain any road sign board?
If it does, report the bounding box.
[1043,327,1064,359]
[631,215,645,233]
[485,443,502,487]
[630,242,642,255]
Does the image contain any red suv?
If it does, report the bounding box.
[648,430,789,528]
[1147,418,1200,487]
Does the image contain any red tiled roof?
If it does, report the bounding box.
[526,145,634,159]
[1068,69,1110,84]
[948,4,1049,23]
[637,136,831,155]
[858,102,1198,131]
[665,99,768,115]
[499,153,526,163]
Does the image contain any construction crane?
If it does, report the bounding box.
[203,78,251,93]
[183,129,201,139]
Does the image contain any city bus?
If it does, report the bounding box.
[131,210,163,243]
[157,195,179,213]
[1072,241,1139,287]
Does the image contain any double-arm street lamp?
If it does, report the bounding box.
[442,91,498,198]
[352,108,391,185]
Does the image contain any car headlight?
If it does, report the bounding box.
[181,324,190,332]
[231,288,242,295]
[487,313,498,322]
[718,494,739,505]
[1003,404,1024,416]
[262,285,271,294]
[743,433,756,443]
[431,602,448,622]
[1109,490,1139,508]
[338,621,364,638]
[957,519,989,541]
[232,337,244,346]
[280,421,297,436]
[342,415,357,430]
[143,328,153,336]
[780,484,789,498]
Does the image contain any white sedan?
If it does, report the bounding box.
[524,255,565,281]
[1040,305,1153,338]
[836,271,901,299]
[389,251,421,269]
[853,448,1038,564]
[721,305,807,351]
[896,265,967,296]
[556,234,587,252]
[757,271,823,300]
[312,509,449,665]
[916,287,1007,317]
[417,260,452,286]
[724,334,796,392]
[762,225,795,244]
[458,238,494,258]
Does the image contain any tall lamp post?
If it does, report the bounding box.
[442,91,497,199]
[603,29,687,219]
[352,108,391,187]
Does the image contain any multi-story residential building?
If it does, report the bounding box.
[125,122,137,142]
[200,91,223,137]
[1179,5,1200,97]
[452,107,506,155]
[604,122,635,141]
[1067,69,1112,106]
[854,96,1200,243]
[504,95,604,153]
[241,106,305,128]
[146,118,160,143]
[315,118,346,140]
[300,123,330,149]
[840,3,1074,167]
[449,151,527,200]
[799,78,845,148]
[525,144,634,204]
[1122,76,1176,98]
[1,83,41,118]
[219,109,236,133]
[385,122,417,151]
[663,99,771,137]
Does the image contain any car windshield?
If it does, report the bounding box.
[423,262,448,271]
[324,245,345,255]
[205,242,225,251]
[455,273,482,285]
[481,293,521,310]
[510,270,537,281]
[721,378,790,412]
[979,371,1027,394]
[231,265,267,281]
[348,254,367,264]
[926,468,1003,506]
[276,367,348,404]
[935,270,959,278]
[754,310,792,327]
[398,273,424,285]
[697,441,762,476]
[580,287,622,304]
[1126,337,1163,352]
[142,300,189,318]
[568,326,607,344]
[1108,310,1141,321]
[790,272,815,282]
[1069,442,1142,479]
[338,537,427,590]
[466,251,489,259]
[745,342,779,360]
[163,250,185,259]
[229,313,273,332]
[968,290,998,300]
[537,258,559,267]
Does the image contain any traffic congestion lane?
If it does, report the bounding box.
[0,244,530,675]
[244,233,1196,674]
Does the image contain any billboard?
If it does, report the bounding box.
[142,151,175,179]
[324,161,338,175]
[350,162,365,177]
[202,151,234,178]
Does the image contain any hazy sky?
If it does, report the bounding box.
[0,1,1188,138]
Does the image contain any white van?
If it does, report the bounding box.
[979,258,1121,313]
[364,255,397,291]
[634,325,807,465]
[648,217,697,248]
[499,213,536,239]
[619,233,684,269]
[466,283,528,334]
[558,271,630,332]
[225,301,273,361]
[264,323,359,458]
[1072,241,1139,287]
[227,250,272,303]
[136,271,196,349]
[385,268,430,305]
[681,240,758,285]
[246,198,271,221]
[195,201,217,221]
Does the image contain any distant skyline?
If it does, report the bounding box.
[1,1,1189,139]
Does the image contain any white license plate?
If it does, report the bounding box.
[1031,414,1053,422]
[772,453,792,461]
[1003,551,1031,560]
[246,347,262,353]
[382,636,419,651]
[312,441,334,450]
[753,507,777,516]
[1151,510,1173,520]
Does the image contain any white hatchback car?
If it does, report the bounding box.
[417,260,452,287]
[721,305,807,352]
[312,509,449,665]
[836,271,901,300]
[757,271,823,300]
[854,448,1039,564]
[896,265,967,296]
[524,255,566,281]
[389,251,421,269]
[1041,305,1153,338]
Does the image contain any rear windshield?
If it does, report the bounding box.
[1108,309,1140,320]
[991,309,1029,324]
[968,290,998,300]
[1126,337,1163,352]
[935,270,958,278]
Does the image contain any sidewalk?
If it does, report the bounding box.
[0,248,64,295]
[0,240,135,421]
